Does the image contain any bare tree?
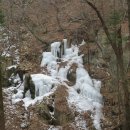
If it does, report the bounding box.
[83,0,130,129]
[0,0,6,128]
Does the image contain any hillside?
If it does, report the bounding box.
[1,0,130,130]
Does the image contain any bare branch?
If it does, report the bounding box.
[83,0,118,55]
[23,22,49,51]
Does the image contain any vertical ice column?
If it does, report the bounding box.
[63,39,67,55]
[51,42,61,57]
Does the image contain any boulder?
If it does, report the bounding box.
[23,73,35,99]
[54,85,74,125]
[67,63,78,85]
[36,85,74,126]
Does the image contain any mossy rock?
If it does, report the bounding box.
[36,86,75,126]
[54,85,75,125]
[36,103,52,122]
[67,63,77,85]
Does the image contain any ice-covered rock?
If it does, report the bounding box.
[10,39,103,130]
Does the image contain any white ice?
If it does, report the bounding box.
[68,66,103,130]
[41,52,56,67]
[51,42,61,57]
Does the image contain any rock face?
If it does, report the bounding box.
[23,73,35,99]
[1,57,14,87]
[36,85,74,126]
[54,86,74,125]
[67,63,78,85]
[37,103,52,124]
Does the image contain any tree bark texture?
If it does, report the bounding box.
[0,58,5,130]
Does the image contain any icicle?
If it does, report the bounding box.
[51,42,61,57]
[63,39,67,55]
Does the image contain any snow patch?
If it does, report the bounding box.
[6,65,17,70]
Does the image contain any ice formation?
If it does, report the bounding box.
[11,74,58,109]
[41,52,56,67]
[63,39,67,55]
[10,39,103,130]
[31,74,58,96]
[51,42,61,57]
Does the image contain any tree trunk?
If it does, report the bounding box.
[0,58,5,130]
[125,1,130,129]
[127,0,130,41]
[116,54,130,129]
[115,27,130,130]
